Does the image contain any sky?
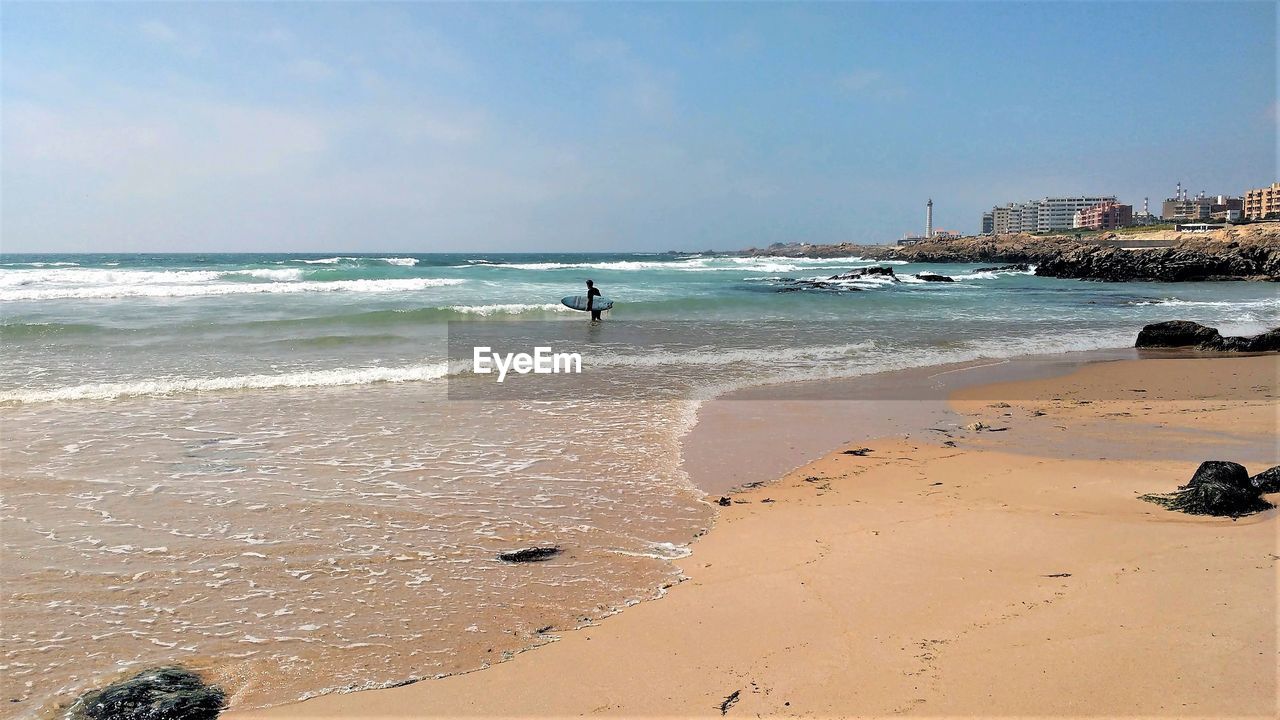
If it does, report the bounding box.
[3,1,1276,253]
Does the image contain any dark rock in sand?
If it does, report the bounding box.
[1135,320,1223,348]
[1186,461,1252,490]
[915,272,954,282]
[73,667,224,720]
[497,546,562,563]
[1135,321,1280,352]
[1212,327,1280,352]
[1141,461,1272,517]
[1250,465,1280,494]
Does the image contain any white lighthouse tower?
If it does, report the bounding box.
[925,198,934,239]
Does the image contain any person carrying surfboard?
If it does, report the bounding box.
[585,280,603,321]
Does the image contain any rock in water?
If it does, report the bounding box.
[1135,320,1222,348]
[828,266,898,281]
[915,272,954,282]
[74,667,224,720]
[1251,465,1280,494]
[497,546,562,563]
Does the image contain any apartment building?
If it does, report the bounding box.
[1072,201,1133,230]
[988,196,1116,234]
[1243,182,1280,220]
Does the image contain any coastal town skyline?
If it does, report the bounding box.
[3,2,1275,253]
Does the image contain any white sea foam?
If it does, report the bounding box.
[811,273,900,287]
[445,303,574,316]
[232,268,307,281]
[0,362,451,404]
[0,268,225,287]
[948,266,1037,281]
[0,277,465,301]
[294,256,418,266]
[0,261,81,267]
[1130,297,1280,309]
[593,341,879,370]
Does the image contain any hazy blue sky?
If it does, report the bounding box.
[3,1,1275,253]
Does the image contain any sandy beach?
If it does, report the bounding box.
[229,353,1279,718]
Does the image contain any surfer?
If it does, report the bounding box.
[585,280,603,321]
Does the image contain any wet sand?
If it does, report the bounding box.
[230,353,1278,718]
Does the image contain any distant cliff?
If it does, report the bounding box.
[741,224,1280,282]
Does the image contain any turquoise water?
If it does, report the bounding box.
[1,252,1277,715]
[2,252,1276,401]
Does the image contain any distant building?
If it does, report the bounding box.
[1130,197,1161,226]
[991,206,1012,234]
[1243,182,1280,220]
[901,198,948,244]
[1161,183,1242,221]
[988,195,1116,234]
[1073,201,1133,230]
[1162,198,1209,221]
[981,212,994,235]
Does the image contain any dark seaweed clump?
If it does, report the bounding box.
[1141,461,1274,518]
[72,667,224,720]
[497,545,562,563]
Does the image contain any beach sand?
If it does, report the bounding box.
[230,354,1278,718]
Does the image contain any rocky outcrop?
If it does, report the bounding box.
[829,266,897,281]
[1135,321,1280,352]
[974,263,1031,273]
[768,266,899,292]
[741,224,1280,282]
[1033,240,1278,281]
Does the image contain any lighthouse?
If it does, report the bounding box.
[925,198,934,239]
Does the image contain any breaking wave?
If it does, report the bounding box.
[0,362,452,404]
[0,277,465,301]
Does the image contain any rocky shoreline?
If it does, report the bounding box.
[740,223,1280,282]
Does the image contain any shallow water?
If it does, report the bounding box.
[1,252,1276,716]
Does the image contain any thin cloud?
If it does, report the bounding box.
[138,19,178,43]
[836,69,883,92]
[287,59,336,83]
[835,68,907,101]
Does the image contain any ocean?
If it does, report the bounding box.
[2,252,1277,716]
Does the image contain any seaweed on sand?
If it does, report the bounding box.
[71,667,225,720]
[1141,461,1274,518]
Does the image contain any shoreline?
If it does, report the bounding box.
[228,350,1278,718]
[681,346,1140,495]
